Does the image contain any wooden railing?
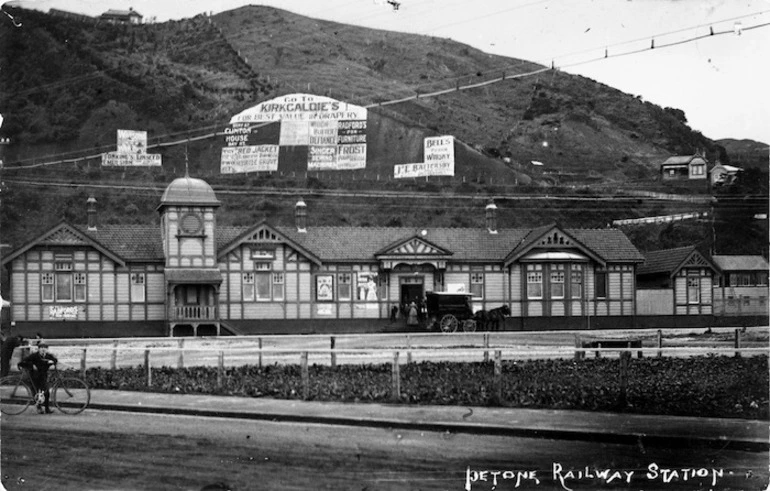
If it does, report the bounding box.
[173,305,217,320]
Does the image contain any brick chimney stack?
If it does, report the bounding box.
[485,200,498,234]
[87,196,98,230]
[295,198,307,233]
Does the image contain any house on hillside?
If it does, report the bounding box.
[660,154,708,181]
[100,7,142,24]
[710,162,743,187]
[636,246,719,316]
[1,176,647,338]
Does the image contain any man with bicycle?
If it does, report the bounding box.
[18,342,58,414]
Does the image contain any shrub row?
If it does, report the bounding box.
[78,355,769,420]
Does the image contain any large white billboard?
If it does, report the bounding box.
[221,94,368,173]
[102,130,162,167]
[394,135,455,178]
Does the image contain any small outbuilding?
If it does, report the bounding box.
[660,154,708,181]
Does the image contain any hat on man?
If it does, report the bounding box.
[38,342,49,348]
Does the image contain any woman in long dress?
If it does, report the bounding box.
[407,302,419,326]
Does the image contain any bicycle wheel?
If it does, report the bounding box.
[0,375,33,415]
[53,378,90,415]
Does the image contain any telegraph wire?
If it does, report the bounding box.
[2,11,769,170]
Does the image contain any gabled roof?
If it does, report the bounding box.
[2,222,128,266]
[217,221,322,266]
[712,255,769,272]
[661,155,706,167]
[504,224,643,266]
[102,9,142,17]
[374,234,453,257]
[638,246,718,277]
[76,225,163,262]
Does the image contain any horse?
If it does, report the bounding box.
[474,305,511,331]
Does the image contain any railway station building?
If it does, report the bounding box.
[3,175,674,337]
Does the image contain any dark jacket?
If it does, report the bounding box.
[18,351,58,374]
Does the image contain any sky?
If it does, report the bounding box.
[6,0,770,144]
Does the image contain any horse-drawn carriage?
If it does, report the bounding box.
[424,292,477,333]
[424,292,511,333]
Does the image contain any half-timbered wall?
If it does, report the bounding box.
[9,248,165,324]
[674,268,714,315]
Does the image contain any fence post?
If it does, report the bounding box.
[574,334,583,360]
[483,333,490,362]
[217,351,224,389]
[258,337,263,368]
[330,336,336,368]
[144,349,151,387]
[391,351,401,402]
[493,350,502,403]
[110,340,118,369]
[177,339,185,369]
[618,351,631,408]
[406,335,412,364]
[735,329,742,358]
[656,330,662,358]
[301,351,309,400]
[80,349,87,378]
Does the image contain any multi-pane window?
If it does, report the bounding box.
[74,273,87,302]
[243,273,255,301]
[42,273,54,302]
[687,275,700,304]
[470,273,484,299]
[595,271,608,298]
[550,265,565,299]
[570,270,583,299]
[338,273,352,301]
[272,273,284,301]
[131,273,145,303]
[42,262,86,302]
[526,265,543,299]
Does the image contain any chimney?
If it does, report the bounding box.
[87,196,98,230]
[295,198,307,233]
[485,200,498,234]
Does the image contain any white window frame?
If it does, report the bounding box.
[272,273,284,301]
[570,269,583,299]
[687,275,700,304]
[526,265,543,300]
[338,273,352,301]
[550,265,565,299]
[131,273,146,303]
[243,273,255,302]
[42,273,54,302]
[470,272,484,299]
[74,272,87,302]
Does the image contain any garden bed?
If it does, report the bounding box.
[78,355,769,420]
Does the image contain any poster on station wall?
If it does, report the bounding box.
[221,94,368,173]
[102,129,162,166]
[394,135,455,178]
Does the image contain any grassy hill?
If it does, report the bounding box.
[0,5,766,258]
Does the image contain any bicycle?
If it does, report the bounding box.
[0,365,90,415]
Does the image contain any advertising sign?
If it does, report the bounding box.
[316,275,334,302]
[394,135,455,178]
[102,129,162,167]
[48,305,79,320]
[221,94,367,173]
[221,145,279,174]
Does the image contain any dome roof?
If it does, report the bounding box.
[159,176,220,208]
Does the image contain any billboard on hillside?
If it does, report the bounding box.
[220,94,368,173]
[394,135,455,178]
[102,130,162,167]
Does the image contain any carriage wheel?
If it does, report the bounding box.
[462,319,477,332]
[439,314,458,333]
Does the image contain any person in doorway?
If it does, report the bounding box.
[1,334,26,377]
[407,301,419,326]
[18,342,58,414]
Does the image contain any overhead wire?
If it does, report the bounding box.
[1,8,768,172]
